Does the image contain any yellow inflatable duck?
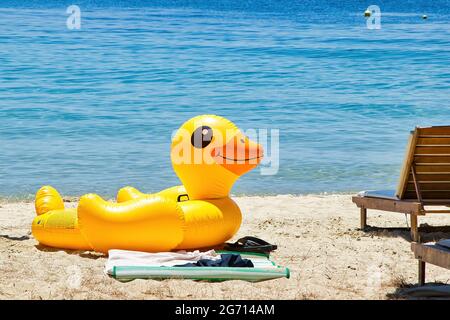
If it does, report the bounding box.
[32,115,264,253]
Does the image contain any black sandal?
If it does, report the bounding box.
[223,236,277,254]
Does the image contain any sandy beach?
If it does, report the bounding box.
[1,194,450,300]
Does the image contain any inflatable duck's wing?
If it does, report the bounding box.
[117,185,187,203]
[77,194,185,253]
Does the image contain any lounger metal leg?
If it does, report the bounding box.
[360,207,367,230]
[410,214,420,242]
[418,260,426,286]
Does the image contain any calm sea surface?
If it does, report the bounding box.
[0,1,449,198]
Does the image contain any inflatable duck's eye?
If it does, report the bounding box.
[191,126,213,149]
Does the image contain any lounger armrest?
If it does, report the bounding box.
[352,196,424,215]
[412,242,450,269]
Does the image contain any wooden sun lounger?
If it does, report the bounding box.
[411,241,450,286]
[353,126,450,242]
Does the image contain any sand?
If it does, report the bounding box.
[1,194,450,300]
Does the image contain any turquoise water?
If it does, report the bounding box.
[0,1,449,198]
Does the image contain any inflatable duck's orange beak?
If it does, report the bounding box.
[212,133,264,176]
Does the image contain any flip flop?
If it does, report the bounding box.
[224,236,277,254]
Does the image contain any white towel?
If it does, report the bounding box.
[104,249,220,275]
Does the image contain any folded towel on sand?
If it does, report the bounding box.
[105,250,290,282]
[104,249,220,274]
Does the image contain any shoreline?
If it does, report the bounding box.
[0,191,360,203]
[2,194,450,299]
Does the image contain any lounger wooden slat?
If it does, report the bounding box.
[423,210,450,214]
[418,127,450,135]
[417,137,450,145]
[404,192,450,200]
[408,174,450,181]
[415,146,450,154]
[414,165,450,173]
[414,156,450,163]
[406,182,450,190]
[352,126,450,242]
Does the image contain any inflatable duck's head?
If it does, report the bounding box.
[171,115,264,200]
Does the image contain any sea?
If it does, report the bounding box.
[0,0,449,198]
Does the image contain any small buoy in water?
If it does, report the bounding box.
[422,15,428,19]
[364,9,371,17]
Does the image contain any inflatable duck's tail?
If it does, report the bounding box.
[35,185,65,216]
[33,186,92,250]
